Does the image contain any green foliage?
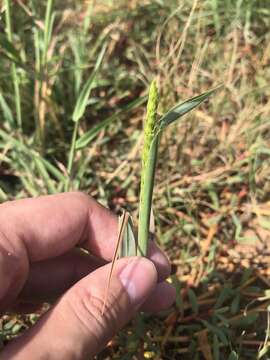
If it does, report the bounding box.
[75,96,147,150]
[72,43,107,123]
[0,0,270,358]
[120,215,137,258]
[158,87,220,130]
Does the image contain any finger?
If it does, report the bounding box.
[11,281,176,315]
[0,192,116,309]
[1,257,157,360]
[0,192,170,309]
[141,281,176,312]
[18,242,170,304]
[12,281,176,315]
[24,242,169,300]
[19,249,105,302]
[0,192,118,262]
[148,241,171,282]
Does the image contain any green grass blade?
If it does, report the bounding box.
[38,156,66,183]
[0,129,66,184]
[83,0,94,36]
[188,288,199,314]
[72,43,107,123]
[120,214,137,257]
[0,34,21,63]
[75,95,147,150]
[0,90,14,126]
[66,43,107,190]
[4,0,22,128]
[43,0,54,65]
[159,86,221,130]
[34,157,57,194]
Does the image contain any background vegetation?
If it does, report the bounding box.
[1,0,270,358]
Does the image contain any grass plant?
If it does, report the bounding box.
[1,1,270,358]
[138,81,218,256]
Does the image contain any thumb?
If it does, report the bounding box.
[2,257,157,360]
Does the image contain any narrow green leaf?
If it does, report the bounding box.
[0,129,65,183]
[230,293,240,314]
[159,86,221,130]
[201,321,228,345]
[188,288,198,314]
[75,95,147,150]
[0,90,14,126]
[4,0,22,128]
[33,157,57,194]
[37,156,66,183]
[213,334,220,360]
[0,34,21,62]
[42,0,54,64]
[214,285,234,309]
[72,43,107,123]
[120,215,137,257]
[230,312,259,327]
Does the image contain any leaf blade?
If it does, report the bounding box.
[120,215,137,257]
[159,85,222,130]
[72,43,107,123]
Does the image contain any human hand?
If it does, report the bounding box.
[0,192,175,359]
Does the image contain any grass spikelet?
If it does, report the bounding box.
[138,80,159,256]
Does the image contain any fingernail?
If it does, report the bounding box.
[119,258,157,309]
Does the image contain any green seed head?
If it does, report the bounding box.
[142,80,159,165]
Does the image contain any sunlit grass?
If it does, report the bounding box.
[0,0,270,358]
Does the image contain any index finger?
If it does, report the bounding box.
[0,192,117,262]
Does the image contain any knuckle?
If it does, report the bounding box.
[70,191,92,204]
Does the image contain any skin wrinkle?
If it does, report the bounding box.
[79,291,126,354]
[64,290,116,357]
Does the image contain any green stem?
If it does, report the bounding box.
[65,121,79,191]
[138,134,159,256]
[138,80,159,256]
[4,0,22,129]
